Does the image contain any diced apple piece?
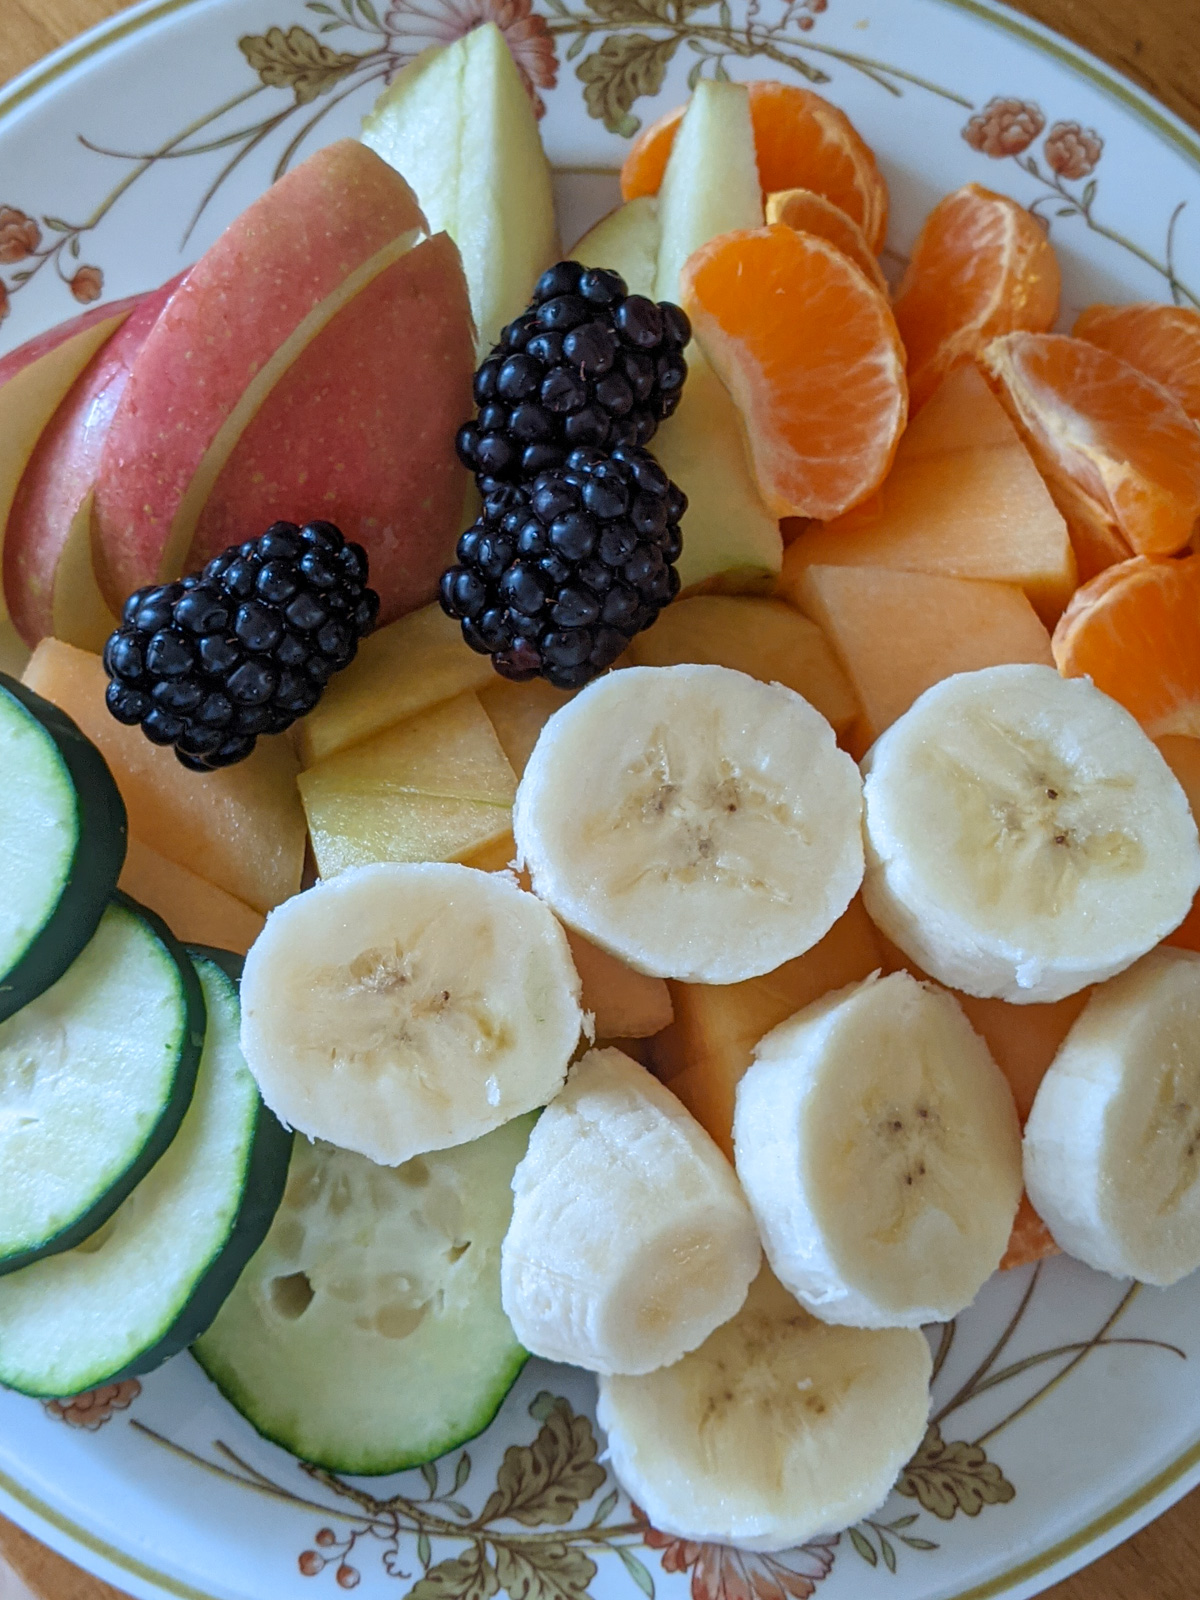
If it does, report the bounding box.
[477,676,568,776]
[118,837,265,954]
[654,897,884,1159]
[300,690,517,877]
[1159,735,1200,952]
[796,564,1054,753]
[186,232,473,625]
[91,141,426,609]
[297,602,496,766]
[565,929,673,1041]
[571,197,660,299]
[362,24,557,353]
[0,298,137,633]
[22,639,304,913]
[779,365,1077,625]
[626,595,858,734]
[5,278,182,648]
[0,623,27,677]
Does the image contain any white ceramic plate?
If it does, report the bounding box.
[2,3,1200,1597]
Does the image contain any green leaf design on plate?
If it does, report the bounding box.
[576,34,679,135]
[479,1394,607,1527]
[238,26,361,104]
[495,1541,599,1600]
[408,1546,500,1600]
[897,1424,1016,1520]
[615,1546,655,1597]
[847,1527,877,1566]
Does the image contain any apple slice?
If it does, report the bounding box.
[363,23,557,353]
[91,140,427,611]
[5,276,184,648]
[571,198,660,298]
[186,231,473,625]
[0,297,138,653]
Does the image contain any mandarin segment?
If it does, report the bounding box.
[1074,302,1200,423]
[682,225,906,520]
[1052,554,1200,740]
[980,332,1200,557]
[893,183,1060,412]
[765,187,889,294]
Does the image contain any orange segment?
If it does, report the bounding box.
[620,83,888,250]
[681,224,906,519]
[981,333,1200,557]
[893,184,1060,412]
[1051,553,1200,738]
[1074,302,1200,424]
[765,187,889,294]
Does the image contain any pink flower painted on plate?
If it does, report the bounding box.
[962,97,1045,158]
[1044,120,1103,179]
[44,1378,141,1429]
[69,264,104,303]
[635,1506,839,1600]
[385,0,558,114]
[0,205,41,263]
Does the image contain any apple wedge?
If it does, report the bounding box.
[0,296,139,659]
[5,276,184,649]
[647,83,781,593]
[186,231,473,625]
[362,23,557,353]
[91,140,427,611]
[571,198,660,298]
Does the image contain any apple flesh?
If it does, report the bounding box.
[571,197,660,298]
[647,83,780,593]
[186,231,474,626]
[91,140,427,611]
[362,23,558,353]
[5,275,185,648]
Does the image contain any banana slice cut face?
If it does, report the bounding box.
[501,1047,761,1375]
[862,664,1200,1004]
[513,665,864,983]
[239,862,583,1165]
[1024,947,1200,1286]
[733,971,1022,1326]
[596,1268,932,1552]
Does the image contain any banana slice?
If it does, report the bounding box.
[733,971,1022,1327]
[1024,947,1200,1285]
[239,861,583,1165]
[596,1268,931,1551]
[513,665,864,983]
[501,1047,760,1375]
[861,664,1200,1003]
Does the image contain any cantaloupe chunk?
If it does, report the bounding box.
[119,837,264,953]
[796,564,1054,753]
[478,677,569,777]
[300,690,516,877]
[1159,735,1200,952]
[653,897,884,1159]
[625,595,859,733]
[1002,1195,1058,1271]
[23,639,304,914]
[779,365,1076,624]
[565,929,673,1041]
[296,602,495,766]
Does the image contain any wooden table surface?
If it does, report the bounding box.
[1,0,1199,1595]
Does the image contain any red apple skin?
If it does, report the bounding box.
[0,296,142,385]
[91,141,427,612]
[187,232,474,624]
[5,275,186,645]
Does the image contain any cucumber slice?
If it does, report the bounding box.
[0,671,126,1022]
[0,952,292,1396]
[194,1115,534,1474]
[0,894,205,1274]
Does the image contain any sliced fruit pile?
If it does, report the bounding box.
[6,27,1200,1567]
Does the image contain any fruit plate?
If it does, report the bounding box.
[2,2,1200,1597]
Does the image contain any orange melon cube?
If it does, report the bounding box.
[1002,1195,1059,1271]
[778,364,1076,624]
[565,929,673,1042]
[1159,735,1200,952]
[795,564,1054,753]
[478,677,569,777]
[119,837,265,954]
[654,897,884,1159]
[23,639,304,914]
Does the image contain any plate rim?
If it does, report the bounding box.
[2,2,1200,1597]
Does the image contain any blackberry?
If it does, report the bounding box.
[103,520,379,771]
[439,444,686,690]
[455,261,691,483]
